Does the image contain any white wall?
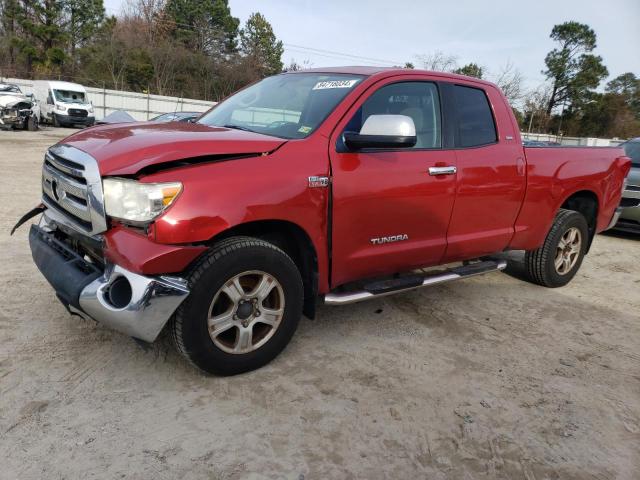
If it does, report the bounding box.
[2,77,215,121]
[521,132,625,147]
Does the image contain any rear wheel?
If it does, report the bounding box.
[523,209,589,287]
[171,237,303,375]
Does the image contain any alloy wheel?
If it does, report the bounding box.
[554,227,582,275]
[207,270,285,354]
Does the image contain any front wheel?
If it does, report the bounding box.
[27,115,38,131]
[171,237,303,375]
[523,209,589,288]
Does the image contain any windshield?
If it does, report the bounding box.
[53,89,87,104]
[623,140,640,167]
[198,73,364,139]
[0,84,21,94]
[151,112,177,122]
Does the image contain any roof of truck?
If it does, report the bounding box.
[289,66,392,75]
[286,66,498,88]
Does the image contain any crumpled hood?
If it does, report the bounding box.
[60,121,287,176]
[0,94,30,108]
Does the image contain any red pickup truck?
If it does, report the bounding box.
[23,67,630,375]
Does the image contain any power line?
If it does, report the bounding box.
[283,43,404,66]
[285,47,390,66]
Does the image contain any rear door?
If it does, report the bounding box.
[329,78,457,287]
[441,83,526,261]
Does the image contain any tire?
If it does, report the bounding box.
[52,114,59,127]
[524,209,589,288]
[27,115,38,131]
[171,236,303,375]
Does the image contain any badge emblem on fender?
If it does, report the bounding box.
[370,234,409,245]
[308,176,330,188]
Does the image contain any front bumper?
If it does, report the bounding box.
[0,112,26,128]
[29,224,189,342]
[55,113,95,126]
[606,207,624,230]
[613,184,640,231]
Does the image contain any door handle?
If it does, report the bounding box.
[428,166,457,176]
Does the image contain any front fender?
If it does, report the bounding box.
[137,138,331,290]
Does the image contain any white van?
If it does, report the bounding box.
[32,81,95,127]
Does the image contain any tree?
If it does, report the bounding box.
[0,0,20,69]
[81,16,128,89]
[240,12,283,77]
[10,0,68,72]
[522,85,552,133]
[62,0,105,72]
[165,0,239,55]
[568,92,639,138]
[283,58,312,72]
[606,72,640,119]
[454,63,483,78]
[416,50,457,72]
[493,61,523,107]
[543,21,608,115]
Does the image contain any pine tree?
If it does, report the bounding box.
[165,0,239,56]
[240,12,283,77]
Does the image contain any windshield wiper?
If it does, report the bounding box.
[222,124,254,132]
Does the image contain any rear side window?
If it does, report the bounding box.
[453,85,497,148]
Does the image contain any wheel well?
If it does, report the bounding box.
[210,220,319,319]
[561,190,598,250]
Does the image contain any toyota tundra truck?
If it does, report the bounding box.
[19,67,631,375]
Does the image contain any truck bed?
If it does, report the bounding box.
[508,145,628,250]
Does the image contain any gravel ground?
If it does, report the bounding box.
[1,128,639,480]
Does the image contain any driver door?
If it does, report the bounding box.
[329,79,457,287]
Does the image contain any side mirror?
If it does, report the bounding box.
[46,96,53,105]
[344,114,417,150]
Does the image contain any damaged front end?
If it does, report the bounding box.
[0,96,37,130]
[28,219,190,342]
[12,144,197,342]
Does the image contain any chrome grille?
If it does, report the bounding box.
[41,144,107,236]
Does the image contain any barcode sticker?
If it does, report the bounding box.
[312,79,360,90]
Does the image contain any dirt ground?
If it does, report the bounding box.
[0,127,639,480]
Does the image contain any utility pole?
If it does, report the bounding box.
[557,101,566,139]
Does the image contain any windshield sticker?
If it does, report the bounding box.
[298,126,312,134]
[312,79,360,90]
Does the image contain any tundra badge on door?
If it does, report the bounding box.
[370,234,409,245]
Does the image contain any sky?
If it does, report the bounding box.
[103,0,640,93]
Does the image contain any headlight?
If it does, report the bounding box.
[103,178,182,223]
[56,104,67,112]
[88,105,94,113]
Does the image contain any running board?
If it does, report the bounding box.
[324,259,508,306]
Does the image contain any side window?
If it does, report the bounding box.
[345,82,442,149]
[453,85,497,147]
